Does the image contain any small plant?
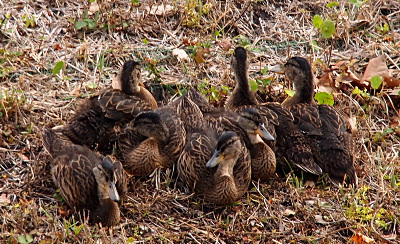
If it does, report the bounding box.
[52,61,64,75]
[74,10,100,30]
[314,92,334,105]
[0,87,27,119]
[313,15,335,39]
[22,14,36,28]
[182,0,212,27]
[18,234,33,244]
[145,58,165,82]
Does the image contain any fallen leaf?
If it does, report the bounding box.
[283,209,295,217]
[88,1,100,15]
[383,75,400,88]
[17,153,29,162]
[217,40,231,51]
[70,84,82,96]
[315,215,329,224]
[348,116,358,134]
[351,232,374,244]
[145,4,174,16]
[317,72,333,87]
[362,55,389,83]
[194,48,205,64]
[0,194,10,206]
[172,48,189,62]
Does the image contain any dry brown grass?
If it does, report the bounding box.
[1,0,399,243]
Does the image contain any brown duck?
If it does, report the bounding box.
[42,127,128,227]
[118,103,186,177]
[176,89,276,181]
[58,60,157,153]
[227,47,322,177]
[177,98,252,206]
[271,57,357,186]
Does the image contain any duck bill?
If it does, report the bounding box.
[256,124,275,141]
[269,64,284,74]
[206,150,223,168]
[108,181,120,202]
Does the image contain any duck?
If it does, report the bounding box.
[42,127,128,227]
[175,88,276,181]
[118,103,186,177]
[226,47,279,143]
[226,47,322,177]
[178,114,252,206]
[271,57,357,186]
[58,60,157,153]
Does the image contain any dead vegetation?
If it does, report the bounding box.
[0,0,399,243]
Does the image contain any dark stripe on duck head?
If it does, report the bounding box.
[133,111,162,127]
[217,131,239,152]
[240,107,262,125]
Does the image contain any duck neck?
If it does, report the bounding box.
[90,199,120,227]
[293,69,315,104]
[228,61,258,108]
[213,158,239,205]
[121,76,140,95]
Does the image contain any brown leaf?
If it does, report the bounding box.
[317,73,333,87]
[217,40,231,51]
[351,232,374,244]
[70,83,82,96]
[383,75,400,88]
[0,194,10,206]
[283,209,295,216]
[88,1,100,15]
[172,48,189,62]
[348,116,358,134]
[362,55,389,82]
[194,48,205,64]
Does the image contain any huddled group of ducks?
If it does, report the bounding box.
[42,47,357,227]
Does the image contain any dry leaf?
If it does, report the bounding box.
[362,55,389,82]
[194,48,205,64]
[0,194,10,206]
[317,73,333,87]
[351,232,374,244]
[283,209,295,216]
[383,75,400,88]
[88,1,100,15]
[17,153,29,162]
[315,215,329,224]
[217,40,231,51]
[145,4,174,16]
[172,48,189,62]
[348,116,358,134]
[70,83,82,96]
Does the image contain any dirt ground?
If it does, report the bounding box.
[0,0,399,243]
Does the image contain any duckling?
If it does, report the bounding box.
[118,104,186,177]
[178,129,251,206]
[227,47,322,176]
[42,127,128,227]
[271,57,357,186]
[58,60,157,153]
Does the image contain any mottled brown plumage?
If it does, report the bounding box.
[58,60,157,153]
[201,106,276,181]
[118,104,186,177]
[178,126,252,206]
[226,47,322,177]
[276,57,357,186]
[42,127,128,227]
